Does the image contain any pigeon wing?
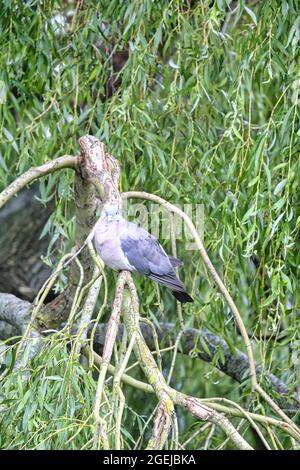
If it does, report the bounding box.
[120,224,171,276]
[120,223,186,292]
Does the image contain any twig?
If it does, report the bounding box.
[82,346,153,394]
[92,271,128,449]
[204,424,215,450]
[139,317,162,372]
[87,241,108,366]
[113,325,138,449]
[181,422,211,448]
[73,266,102,357]
[170,213,184,329]
[202,397,271,449]
[65,257,85,332]
[167,329,184,385]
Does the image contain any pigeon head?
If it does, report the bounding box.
[102,204,122,223]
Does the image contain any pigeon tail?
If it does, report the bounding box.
[149,271,193,304]
[172,290,193,303]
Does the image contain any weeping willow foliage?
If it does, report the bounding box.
[0,0,299,450]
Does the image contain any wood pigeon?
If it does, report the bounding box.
[94,204,193,303]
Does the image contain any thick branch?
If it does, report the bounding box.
[0,293,31,333]
[40,136,121,328]
[78,135,121,207]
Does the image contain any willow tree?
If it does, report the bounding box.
[0,0,299,450]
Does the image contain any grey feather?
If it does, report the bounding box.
[120,227,172,276]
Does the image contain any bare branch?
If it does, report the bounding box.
[0,155,78,209]
[0,294,31,333]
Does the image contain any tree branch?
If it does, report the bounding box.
[0,293,31,332]
[122,289,253,450]
[0,155,78,209]
[90,321,299,409]
[0,293,298,415]
[82,347,300,442]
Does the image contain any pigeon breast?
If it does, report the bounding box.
[94,218,134,271]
